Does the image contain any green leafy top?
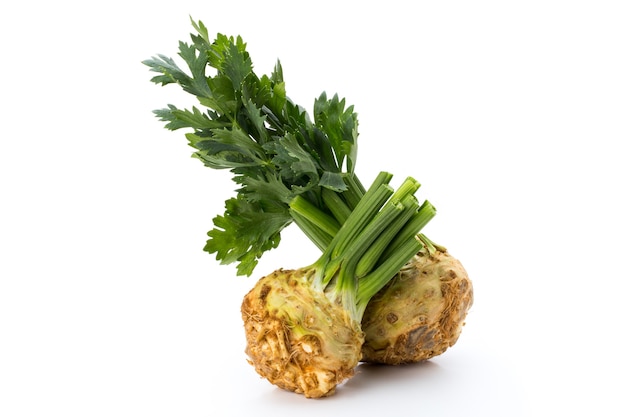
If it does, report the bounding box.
[143,18,359,275]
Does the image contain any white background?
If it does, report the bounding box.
[1,1,625,416]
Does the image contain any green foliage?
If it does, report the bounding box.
[143,18,360,275]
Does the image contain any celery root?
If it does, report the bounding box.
[241,268,362,398]
[145,19,467,397]
[240,173,436,397]
[360,240,473,364]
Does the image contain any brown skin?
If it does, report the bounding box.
[241,268,363,398]
[360,247,473,365]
